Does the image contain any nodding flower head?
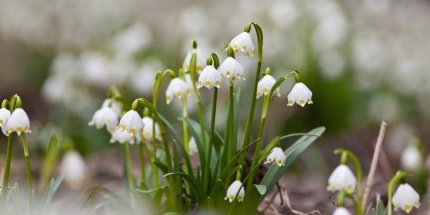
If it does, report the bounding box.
[265,147,286,166]
[118,110,144,136]
[110,127,135,144]
[401,144,422,171]
[287,82,313,107]
[327,164,357,194]
[392,183,420,213]
[225,180,245,203]
[257,75,279,98]
[229,32,254,57]
[60,151,87,190]
[332,207,352,215]
[218,57,244,81]
[141,116,161,141]
[0,108,11,126]
[102,98,122,116]
[5,108,31,136]
[166,78,188,104]
[183,49,206,73]
[197,65,222,89]
[88,107,118,132]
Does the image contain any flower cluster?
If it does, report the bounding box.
[0,107,31,137]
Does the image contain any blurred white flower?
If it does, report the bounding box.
[0,108,11,126]
[118,110,144,136]
[327,164,356,194]
[230,32,254,57]
[180,6,208,34]
[188,137,198,155]
[367,93,400,122]
[166,78,189,104]
[401,144,422,171]
[225,180,245,203]
[110,128,134,144]
[218,57,244,81]
[392,183,420,213]
[5,108,31,136]
[130,58,163,94]
[79,51,113,88]
[332,207,351,215]
[198,65,222,89]
[88,107,118,132]
[265,147,286,167]
[183,49,207,73]
[61,151,88,190]
[287,82,313,107]
[102,99,122,117]
[141,117,161,141]
[111,23,152,56]
[318,51,345,80]
[257,74,279,98]
[268,0,299,29]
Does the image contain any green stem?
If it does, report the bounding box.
[182,98,189,153]
[227,82,235,162]
[205,88,218,195]
[21,134,33,196]
[1,135,14,200]
[123,143,135,191]
[138,140,147,189]
[387,171,408,215]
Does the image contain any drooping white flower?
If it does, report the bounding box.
[0,108,11,126]
[184,74,195,92]
[183,49,206,73]
[265,147,286,166]
[198,65,222,89]
[5,108,31,136]
[141,117,161,141]
[257,75,280,98]
[229,32,254,57]
[110,128,135,144]
[287,82,313,107]
[88,107,118,132]
[166,78,188,104]
[218,57,244,81]
[327,164,357,194]
[332,207,352,215]
[225,180,245,203]
[60,150,87,190]
[401,144,422,171]
[392,183,420,213]
[188,137,198,155]
[118,110,144,136]
[102,99,122,116]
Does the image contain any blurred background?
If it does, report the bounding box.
[0,0,430,213]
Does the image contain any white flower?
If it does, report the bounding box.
[183,49,206,73]
[229,32,254,57]
[332,207,352,215]
[188,137,198,155]
[257,75,279,98]
[0,108,11,126]
[218,57,244,81]
[5,108,31,136]
[110,128,135,144]
[327,164,357,194]
[401,145,422,171]
[166,78,188,104]
[118,110,144,136]
[102,99,122,116]
[60,151,87,190]
[392,183,420,213]
[197,65,222,89]
[184,74,195,92]
[88,107,118,132]
[141,117,161,141]
[265,147,286,166]
[287,82,313,107]
[225,180,245,203]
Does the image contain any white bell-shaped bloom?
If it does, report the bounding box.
[265,147,286,166]
[188,137,198,155]
[88,107,118,132]
[287,82,313,107]
[60,151,88,190]
[257,75,280,98]
[5,108,31,136]
[198,65,222,89]
[401,145,422,171]
[218,57,244,81]
[118,110,144,136]
[225,180,245,203]
[392,183,420,213]
[183,49,206,73]
[229,32,254,57]
[110,128,135,144]
[141,117,161,141]
[102,99,122,116]
[0,108,11,126]
[166,78,188,104]
[327,164,357,194]
[332,207,352,215]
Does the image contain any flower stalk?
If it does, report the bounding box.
[387,171,408,215]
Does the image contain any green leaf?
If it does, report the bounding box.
[43,174,65,206]
[164,172,204,204]
[259,127,325,202]
[254,184,266,195]
[375,196,385,215]
[180,117,209,171]
[38,132,59,194]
